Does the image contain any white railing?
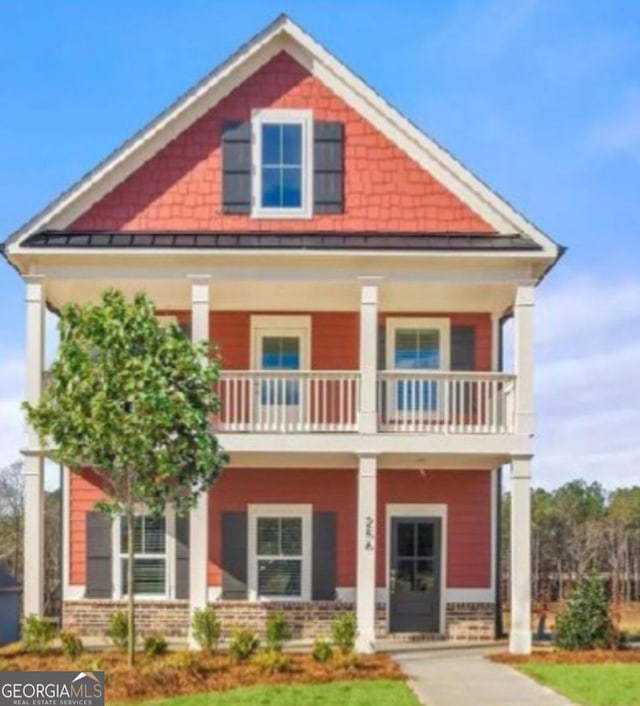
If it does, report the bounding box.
[216,371,360,432]
[377,371,516,434]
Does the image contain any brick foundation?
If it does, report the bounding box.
[63,600,190,637]
[445,602,495,640]
[63,600,494,641]
[63,600,385,640]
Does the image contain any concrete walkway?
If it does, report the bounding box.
[393,647,576,706]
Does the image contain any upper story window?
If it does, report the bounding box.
[252,109,313,219]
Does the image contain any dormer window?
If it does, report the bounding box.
[252,109,313,219]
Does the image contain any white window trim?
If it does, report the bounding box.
[251,108,313,219]
[248,503,312,602]
[250,315,312,370]
[385,317,451,419]
[112,506,176,601]
[385,317,451,372]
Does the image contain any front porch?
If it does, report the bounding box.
[21,253,536,654]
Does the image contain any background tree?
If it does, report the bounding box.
[0,461,61,618]
[25,289,227,665]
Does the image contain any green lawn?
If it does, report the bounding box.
[520,664,640,706]
[116,680,420,706]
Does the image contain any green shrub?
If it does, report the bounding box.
[265,612,290,652]
[75,656,104,673]
[60,631,84,660]
[191,607,221,652]
[254,648,289,674]
[105,611,129,651]
[22,616,56,655]
[555,571,621,650]
[229,630,259,663]
[311,638,333,663]
[0,658,12,671]
[335,652,362,670]
[143,635,168,657]
[166,650,205,673]
[331,612,358,655]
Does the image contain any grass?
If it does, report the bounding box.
[116,680,421,706]
[520,663,640,706]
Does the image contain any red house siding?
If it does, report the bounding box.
[69,470,106,586]
[207,468,357,587]
[71,52,490,234]
[377,469,492,588]
[68,466,491,591]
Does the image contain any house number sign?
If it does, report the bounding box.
[364,515,375,550]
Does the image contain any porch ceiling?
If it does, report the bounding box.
[42,277,518,314]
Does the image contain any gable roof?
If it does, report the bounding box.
[3,14,562,261]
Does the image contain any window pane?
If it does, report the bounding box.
[257,518,280,555]
[395,329,440,370]
[262,167,281,207]
[395,559,414,593]
[417,523,434,557]
[282,167,302,207]
[121,558,165,595]
[397,523,415,557]
[416,560,436,592]
[282,124,302,165]
[280,518,302,555]
[121,516,147,553]
[258,559,301,596]
[143,517,166,554]
[262,124,281,165]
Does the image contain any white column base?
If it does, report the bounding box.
[509,629,532,654]
[509,455,532,655]
[188,496,209,649]
[22,453,45,617]
[356,453,377,654]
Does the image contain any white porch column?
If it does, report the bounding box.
[510,455,532,654]
[358,277,381,434]
[23,275,46,618]
[514,284,535,435]
[356,452,378,653]
[188,275,211,646]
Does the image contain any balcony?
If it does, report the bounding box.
[215,370,515,434]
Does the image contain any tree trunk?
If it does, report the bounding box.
[127,505,136,667]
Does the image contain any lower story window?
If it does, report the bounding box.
[249,505,311,600]
[120,515,166,596]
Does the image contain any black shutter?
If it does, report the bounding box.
[314,121,344,213]
[175,515,190,599]
[222,121,251,214]
[85,511,112,599]
[221,512,248,599]
[451,325,476,415]
[450,326,476,371]
[312,512,337,600]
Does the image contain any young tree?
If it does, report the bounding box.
[25,289,227,665]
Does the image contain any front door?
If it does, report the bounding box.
[389,517,442,633]
[253,328,308,429]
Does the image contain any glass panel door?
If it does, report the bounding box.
[254,327,308,429]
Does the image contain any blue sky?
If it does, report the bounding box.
[1,0,639,487]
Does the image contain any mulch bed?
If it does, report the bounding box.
[491,649,640,665]
[0,647,404,703]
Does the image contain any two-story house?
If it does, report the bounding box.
[3,16,562,654]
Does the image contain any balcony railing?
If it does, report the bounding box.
[215,371,360,432]
[214,370,515,434]
[378,370,515,434]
